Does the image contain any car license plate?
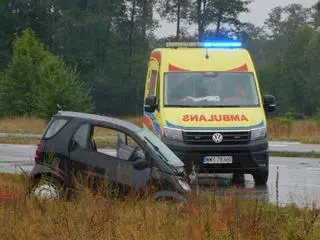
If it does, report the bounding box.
[203,156,233,164]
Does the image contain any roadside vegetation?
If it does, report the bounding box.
[267,116,320,144]
[1,116,320,145]
[1,2,320,119]
[0,173,319,240]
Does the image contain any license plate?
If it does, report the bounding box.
[203,156,233,164]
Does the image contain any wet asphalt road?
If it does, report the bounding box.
[269,141,320,153]
[1,132,320,153]
[0,144,319,208]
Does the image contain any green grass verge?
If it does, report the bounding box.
[270,151,320,159]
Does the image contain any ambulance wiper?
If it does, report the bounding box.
[167,105,193,108]
[214,105,242,108]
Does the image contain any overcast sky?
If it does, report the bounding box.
[155,0,318,38]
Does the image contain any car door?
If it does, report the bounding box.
[91,125,153,194]
[116,132,152,190]
[68,123,110,186]
[69,123,152,194]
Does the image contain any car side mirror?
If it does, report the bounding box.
[133,158,149,170]
[144,95,158,113]
[263,94,276,112]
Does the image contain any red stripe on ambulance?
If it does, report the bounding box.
[150,51,161,63]
[227,64,248,72]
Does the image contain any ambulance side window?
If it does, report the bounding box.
[149,70,157,96]
[156,72,160,111]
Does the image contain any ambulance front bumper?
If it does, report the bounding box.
[162,138,269,174]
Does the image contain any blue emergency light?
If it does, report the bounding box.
[166,41,242,49]
[202,41,242,48]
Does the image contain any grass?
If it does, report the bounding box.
[0,173,319,239]
[0,136,40,145]
[0,116,320,144]
[270,151,320,159]
[0,117,46,134]
[267,118,320,144]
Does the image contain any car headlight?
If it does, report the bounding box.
[163,127,183,141]
[251,127,267,140]
[178,179,191,192]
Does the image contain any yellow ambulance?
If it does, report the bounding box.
[143,41,276,185]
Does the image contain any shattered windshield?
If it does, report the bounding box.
[164,72,260,107]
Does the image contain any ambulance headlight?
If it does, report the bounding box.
[163,127,183,141]
[251,127,267,140]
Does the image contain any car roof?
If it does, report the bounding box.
[55,111,142,132]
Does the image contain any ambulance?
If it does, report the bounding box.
[143,41,276,185]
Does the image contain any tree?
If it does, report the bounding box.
[157,0,191,40]
[264,4,311,40]
[280,25,314,115]
[304,30,320,115]
[190,0,252,40]
[311,0,320,29]
[0,1,23,70]
[0,29,93,118]
[258,4,317,115]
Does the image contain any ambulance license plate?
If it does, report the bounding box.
[203,156,233,164]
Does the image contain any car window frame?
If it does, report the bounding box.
[70,123,92,151]
[86,123,150,163]
[43,117,70,140]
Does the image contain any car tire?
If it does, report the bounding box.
[253,169,269,186]
[32,177,63,200]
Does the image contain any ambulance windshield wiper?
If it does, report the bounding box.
[166,105,194,108]
[185,105,243,108]
[214,105,243,108]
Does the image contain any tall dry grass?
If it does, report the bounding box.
[1,116,320,143]
[267,118,320,143]
[0,173,319,240]
[0,117,46,134]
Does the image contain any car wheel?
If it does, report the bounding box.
[253,169,269,186]
[32,178,62,200]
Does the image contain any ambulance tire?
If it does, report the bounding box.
[253,169,268,186]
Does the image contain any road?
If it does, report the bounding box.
[1,132,320,153]
[0,144,319,208]
[269,141,320,153]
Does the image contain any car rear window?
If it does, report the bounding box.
[44,118,69,138]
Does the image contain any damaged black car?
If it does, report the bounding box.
[28,111,191,202]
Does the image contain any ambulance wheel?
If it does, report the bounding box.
[232,173,245,185]
[253,169,268,186]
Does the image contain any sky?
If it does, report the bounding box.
[155,0,318,38]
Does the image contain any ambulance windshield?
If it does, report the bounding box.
[164,72,260,107]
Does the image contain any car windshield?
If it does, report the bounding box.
[164,72,260,107]
[138,128,184,168]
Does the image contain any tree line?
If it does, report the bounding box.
[0,0,319,119]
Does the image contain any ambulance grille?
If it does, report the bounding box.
[183,131,250,145]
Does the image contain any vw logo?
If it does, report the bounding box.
[212,133,223,143]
